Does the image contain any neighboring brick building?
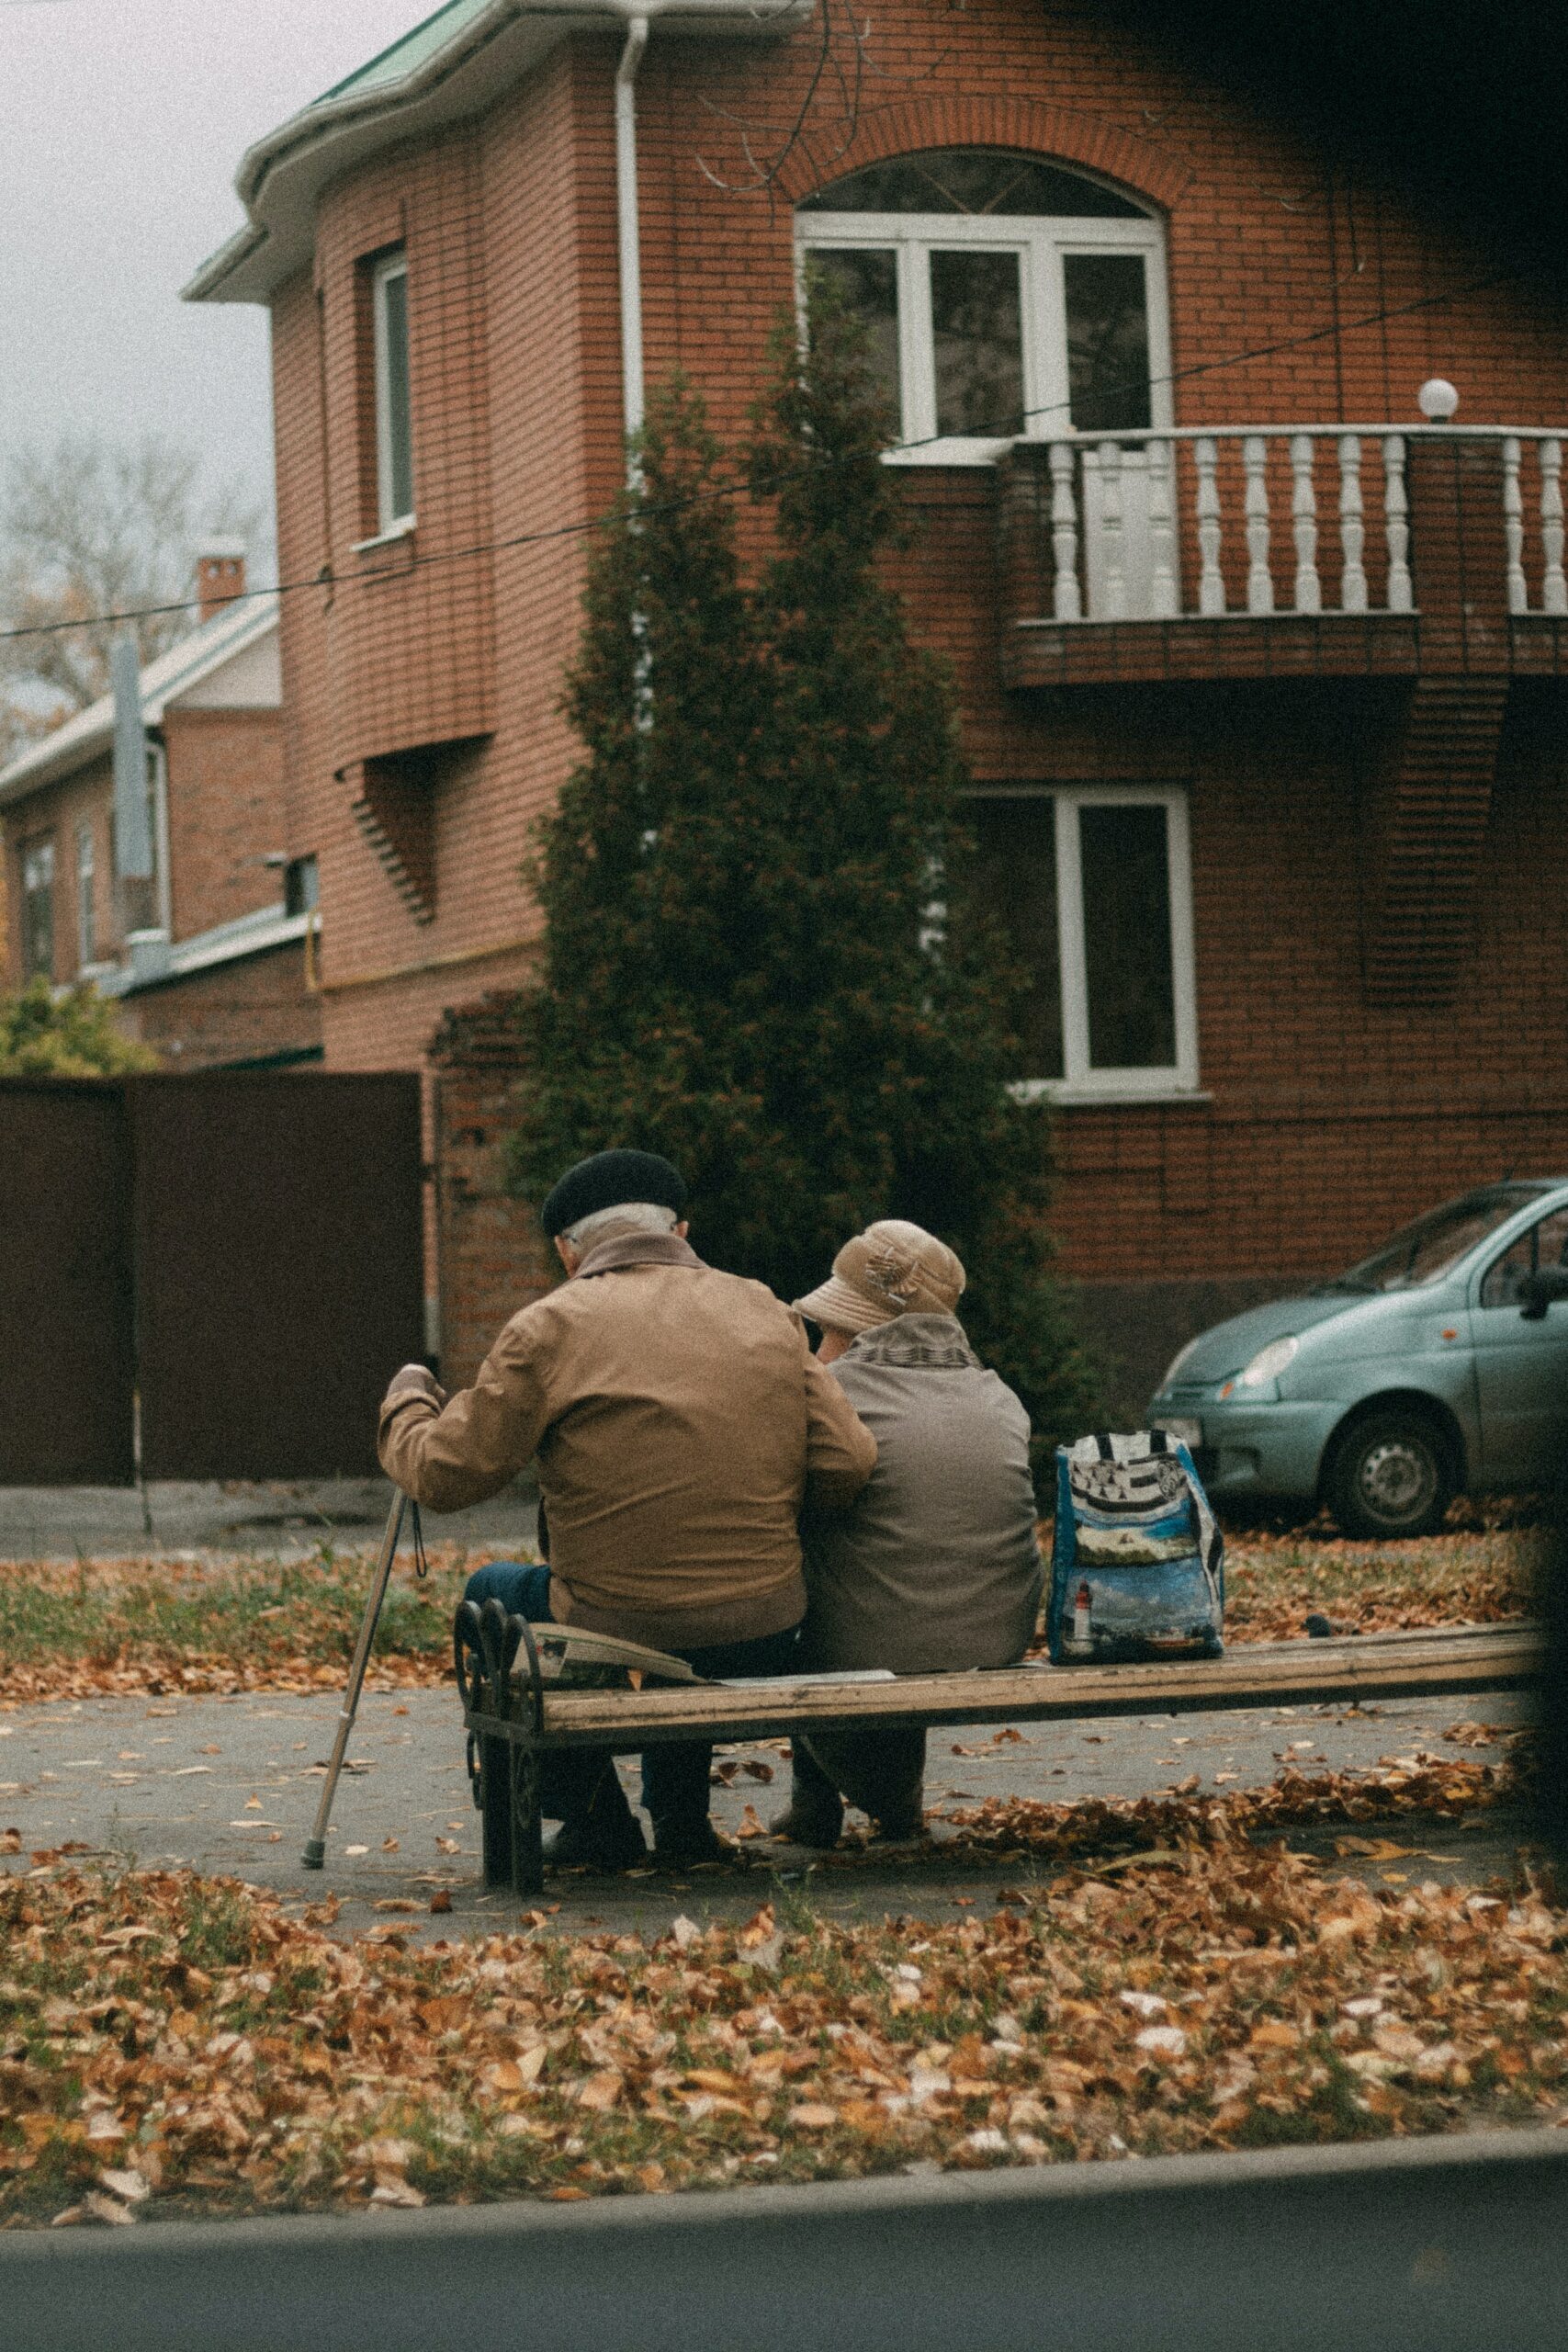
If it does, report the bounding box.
[187,0,1568,1400]
[0,558,322,1070]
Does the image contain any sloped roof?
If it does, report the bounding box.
[0,594,278,810]
[321,0,494,101]
[96,901,311,997]
[183,0,813,307]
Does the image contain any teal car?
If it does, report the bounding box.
[1147,1181,1568,1537]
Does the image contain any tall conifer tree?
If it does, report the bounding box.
[506,316,1100,1453]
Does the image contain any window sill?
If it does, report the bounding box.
[883,443,1010,469]
[351,516,416,556]
[1010,1081,1212,1109]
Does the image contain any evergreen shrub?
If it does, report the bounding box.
[0,977,158,1077]
[504,295,1102,1455]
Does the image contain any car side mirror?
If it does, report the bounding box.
[1519,1268,1568,1320]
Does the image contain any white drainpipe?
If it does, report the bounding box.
[614,13,650,463]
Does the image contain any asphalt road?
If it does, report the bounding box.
[0,1679,1530,1939]
[0,1480,538,1564]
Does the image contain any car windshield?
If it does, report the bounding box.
[1325,1186,1555,1294]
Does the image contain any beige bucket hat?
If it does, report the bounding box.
[795,1218,966,1334]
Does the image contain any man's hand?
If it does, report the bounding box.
[382,1362,447,1413]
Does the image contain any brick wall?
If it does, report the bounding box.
[117,940,322,1071]
[313,130,496,778]
[272,44,606,1070]
[3,754,113,986]
[259,0,1568,1398]
[3,698,312,1076]
[4,697,288,989]
[159,706,288,941]
[430,993,556,1386]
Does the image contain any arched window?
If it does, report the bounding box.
[795,149,1169,461]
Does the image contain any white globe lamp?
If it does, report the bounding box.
[1417,378,1460,422]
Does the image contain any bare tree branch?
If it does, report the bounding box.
[0,428,260,762]
[694,0,888,216]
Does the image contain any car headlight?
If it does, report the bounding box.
[1235,1334,1300,1390]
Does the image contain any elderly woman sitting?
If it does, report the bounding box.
[775,1219,1042,1848]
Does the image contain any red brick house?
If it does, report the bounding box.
[0,553,322,1069]
[186,0,1568,1399]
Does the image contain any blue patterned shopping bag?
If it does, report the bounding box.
[1048,1430,1224,1664]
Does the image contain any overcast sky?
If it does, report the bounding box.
[0,0,434,560]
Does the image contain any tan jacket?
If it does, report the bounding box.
[378,1232,876,1648]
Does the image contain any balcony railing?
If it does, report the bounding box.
[1003,423,1568,626]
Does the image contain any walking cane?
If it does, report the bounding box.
[301,1487,408,1870]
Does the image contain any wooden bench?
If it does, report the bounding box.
[455,1600,1541,1895]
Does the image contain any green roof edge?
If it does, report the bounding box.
[318,0,491,106]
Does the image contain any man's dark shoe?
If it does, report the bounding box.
[543,1810,649,1871]
[652,1818,731,1868]
[868,1807,926,1844]
[768,1799,843,1849]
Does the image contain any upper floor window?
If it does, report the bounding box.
[796,149,1169,463]
[284,853,319,918]
[22,839,55,982]
[75,821,96,969]
[372,249,414,533]
[969,786,1198,1097]
[108,745,166,936]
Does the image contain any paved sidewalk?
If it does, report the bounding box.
[0,1680,1529,1942]
[0,1479,538,1563]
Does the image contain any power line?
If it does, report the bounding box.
[0,265,1515,648]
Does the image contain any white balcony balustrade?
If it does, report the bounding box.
[1022,425,1568,625]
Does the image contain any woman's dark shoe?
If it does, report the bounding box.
[768,1799,844,1849]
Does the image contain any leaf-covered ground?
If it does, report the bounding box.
[0,1545,484,1702]
[1222,1524,1538,1642]
[0,1526,1539,1702]
[1,1749,1560,2232]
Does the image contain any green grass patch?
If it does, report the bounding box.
[0,1544,503,1699]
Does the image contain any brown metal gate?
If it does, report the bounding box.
[0,1071,424,1483]
[0,1080,136,1483]
[133,1073,425,1479]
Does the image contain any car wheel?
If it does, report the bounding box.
[1325,1411,1454,1539]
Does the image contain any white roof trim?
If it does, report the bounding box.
[98,904,310,995]
[183,0,813,307]
[0,595,278,808]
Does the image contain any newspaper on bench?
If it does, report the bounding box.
[522,1628,706,1687]
[515,1628,897,1691]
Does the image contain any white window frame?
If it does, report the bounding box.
[21,837,55,982]
[149,740,173,936]
[75,820,96,970]
[371,249,414,535]
[795,210,1171,466]
[997,785,1199,1101]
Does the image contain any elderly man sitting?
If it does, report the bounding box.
[773,1219,1042,1848]
[378,1149,875,1871]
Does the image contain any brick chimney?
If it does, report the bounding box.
[195,539,247,624]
